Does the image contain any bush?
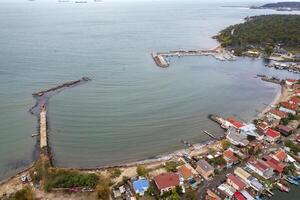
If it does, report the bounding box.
[108,168,122,179]
[220,139,231,150]
[165,161,178,172]
[44,170,98,190]
[8,186,35,200]
[96,179,110,200]
[136,165,148,177]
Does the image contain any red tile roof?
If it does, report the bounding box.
[226,117,245,129]
[281,102,299,111]
[286,79,297,83]
[265,128,281,138]
[153,173,180,190]
[293,84,300,90]
[227,174,246,190]
[234,192,246,200]
[223,149,238,163]
[269,109,288,119]
[263,155,285,173]
[178,165,193,180]
[274,149,287,162]
[295,89,300,94]
[290,96,300,104]
[277,125,293,133]
[248,159,269,172]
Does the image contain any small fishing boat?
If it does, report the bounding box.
[276,182,290,193]
[286,177,299,186]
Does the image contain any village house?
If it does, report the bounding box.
[223,149,239,168]
[226,128,249,147]
[234,167,251,184]
[178,165,193,181]
[289,96,300,106]
[218,183,236,197]
[255,121,269,135]
[248,177,264,192]
[246,159,274,179]
[153,172,180,195]
[279,102,298,115]
[234,191,246,200]
[196,160,214,180]
[262,155,285,174]
[292,83,300,90]
[205,189,225,200]
[239,123,260,138]
[273,149,288,162]
[285,79,297,86]
[276,124,293,136]
[223,117,245,130]
[295,89,300,97]
[227,173,247,191]
[267,109,288,121]
[265,128,281,143]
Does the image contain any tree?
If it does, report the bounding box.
[220,139,231,150]
[10,186,36,200]
[185,188,196,200]
[96,177,110,200]
[169,190,181,200]
[165,161,178,172]
[136,165,148,177]
[108,168,122,179]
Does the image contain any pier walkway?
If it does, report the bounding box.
[151,48,236,68]
[40,109,47,149]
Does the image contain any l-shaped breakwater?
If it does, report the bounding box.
[151,47,236,68]
[29,77,91,161]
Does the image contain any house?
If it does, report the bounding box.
[234,167,251,184]
[256,121,269,135]
[223,149,239,168]
[292,84,300,90]
[267,109,288,120]
[227,173,247,191]
[273,149,288,162]
[226,128,249,146]
[132,178,150,196]
[286,79,297,86]
[296,134,300,143]
[224,117,245,129]
[265,128,281,143]
[239,124,259,138]
[206,189,224,200]
[248,177,264,192]
[218,183,236,197]
[240,190,255,200]
[276,124,293,136]
[233,191,246,200]
[196,160,214,180]
[295,89,300,97]
[279,102,298,115]
[178,165,193,180]
[262,155,285,174]
[246,159,274,179]
[153,173,180,194]
[289,96,300,106]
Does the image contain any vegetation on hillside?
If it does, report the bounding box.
[217,15,300,53]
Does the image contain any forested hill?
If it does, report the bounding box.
[217,15,300,49]
[261,2,300,9]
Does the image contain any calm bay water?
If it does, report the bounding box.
[0,0,299,188]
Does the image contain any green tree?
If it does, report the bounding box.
[220,139,231,150]
[136,165,148,177]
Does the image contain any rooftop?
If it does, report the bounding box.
[265,128,281,138]
[269,109,288,118]
[196,159,214,172]
[178,165,193,180]
[226,117,245,129]
[153,172,180,190]
[227,173,247,190]
[280,101,299,111]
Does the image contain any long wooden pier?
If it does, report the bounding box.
[40,107,47,149]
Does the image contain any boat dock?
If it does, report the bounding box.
[203,130,218,140]
[40,107,47,149]
[151,48,236,68]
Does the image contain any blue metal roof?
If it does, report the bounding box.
[133,179,150,194]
